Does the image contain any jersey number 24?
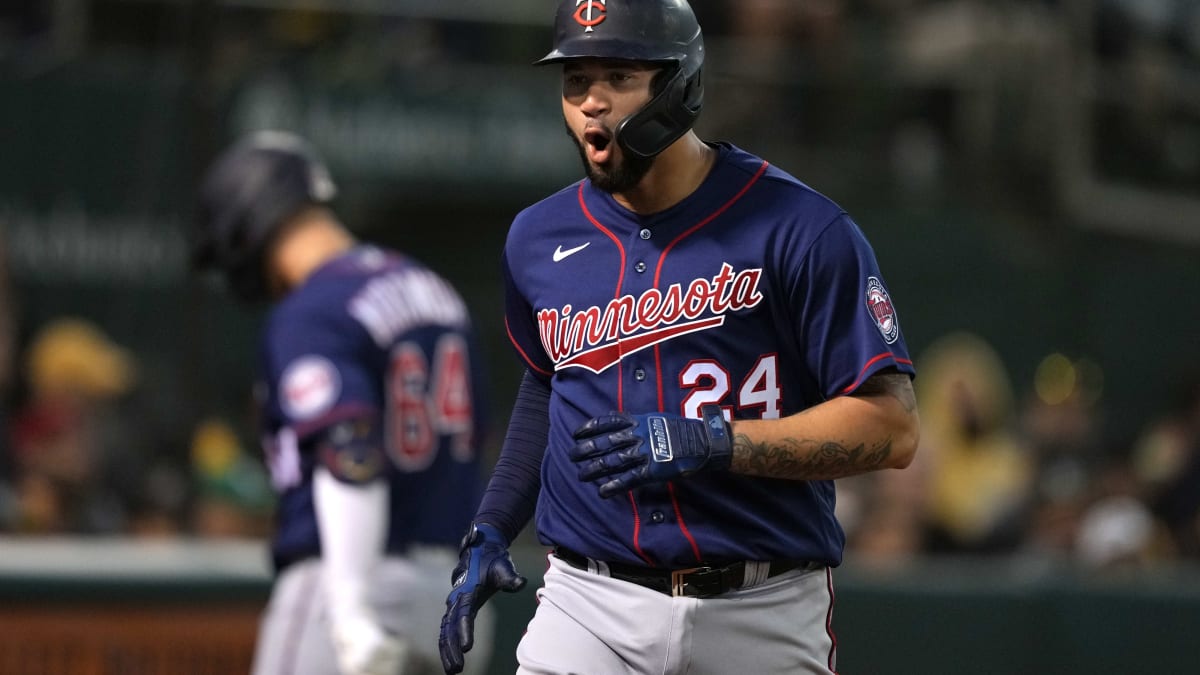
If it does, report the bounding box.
[680,354,781,420]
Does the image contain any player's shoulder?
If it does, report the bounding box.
[265,246,402,338]
[507,180,584,237]
[720,143,847,221]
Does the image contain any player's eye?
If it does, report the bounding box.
[562,74,590,96]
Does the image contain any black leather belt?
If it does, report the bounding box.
[553,547,820,598]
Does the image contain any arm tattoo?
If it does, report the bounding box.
[734,432,893,480]
[731,372,914,480]
[854,372,917,413]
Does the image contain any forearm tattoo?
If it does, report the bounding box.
[734,433,893,480]
[732,372,913,480]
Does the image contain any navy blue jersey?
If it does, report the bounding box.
[258,245,486,571]
[503,143,914,568]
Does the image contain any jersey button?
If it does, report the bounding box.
[650,511,665,523]
[635,261,646,273]
[634,368,646,381]
[640,229,651,240]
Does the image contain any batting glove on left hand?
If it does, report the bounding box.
[439,523,526,675]
[569,404,733,498]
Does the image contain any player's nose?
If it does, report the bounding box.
[578,87,610,117]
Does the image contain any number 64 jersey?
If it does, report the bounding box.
[503,143,915,570]
[257,245,487,572]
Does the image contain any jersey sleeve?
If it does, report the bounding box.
[261,304,379,441]
[502,247,555,381]
[796,215,915,398]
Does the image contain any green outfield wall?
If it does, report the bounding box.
[494,547,1200,675]
[4,539,1190,675]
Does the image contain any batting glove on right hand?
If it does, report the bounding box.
[439,523,526,675]
[569,404,733,498]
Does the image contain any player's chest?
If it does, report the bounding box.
[523,216,773,306]
[523,221,783,366]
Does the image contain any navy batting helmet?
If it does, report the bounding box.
[192,130,336,302]
[536,0,704,159]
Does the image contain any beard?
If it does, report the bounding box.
[564,119,656,194]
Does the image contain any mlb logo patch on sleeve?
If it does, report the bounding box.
[865,276,900,344]
[281,355,341,420]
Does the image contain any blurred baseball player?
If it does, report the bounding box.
[438,1,921,674]
[193,130,495,675]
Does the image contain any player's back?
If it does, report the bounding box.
[258,245,488,571]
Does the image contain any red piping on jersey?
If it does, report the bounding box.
[626,491,655,565]
[578,182,629,411]
[580,162,766,562]
[825,567,839,673]
[839,352,913,395]
[667,482,703,562]
[642,160,768,553]
[505,317,554,377]
[652,159,770,412]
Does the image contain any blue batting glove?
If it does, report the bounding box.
[439,523,526,675]
[569,404,733,498]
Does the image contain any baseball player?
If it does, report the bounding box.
[192,131,495,675]
[437,1,922,674]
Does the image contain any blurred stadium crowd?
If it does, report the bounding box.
[1,301,1198,574]
[0,310,274,539]
[839,332,1200,572]
[0,0,1198,575]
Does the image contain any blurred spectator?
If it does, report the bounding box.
[1018,353,1107,561]
[915,332,1035,554]
[188,416,273,539]
[126,456,192,539]
[6,317,141,534]
[1135,370,1200,558]
[1073,459,1175,571]
[1074,494,1156,569]
[838,462,929,568]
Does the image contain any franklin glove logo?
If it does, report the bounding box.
[647,416,673,462]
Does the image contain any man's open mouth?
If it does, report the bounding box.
[585,128,611,152]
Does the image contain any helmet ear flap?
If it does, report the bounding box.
[615,66,704,158]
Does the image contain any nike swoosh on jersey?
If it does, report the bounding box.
[553,242,591,262]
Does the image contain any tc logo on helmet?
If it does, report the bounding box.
[573,0,606,31]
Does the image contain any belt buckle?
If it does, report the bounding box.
[670,566,710,597]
